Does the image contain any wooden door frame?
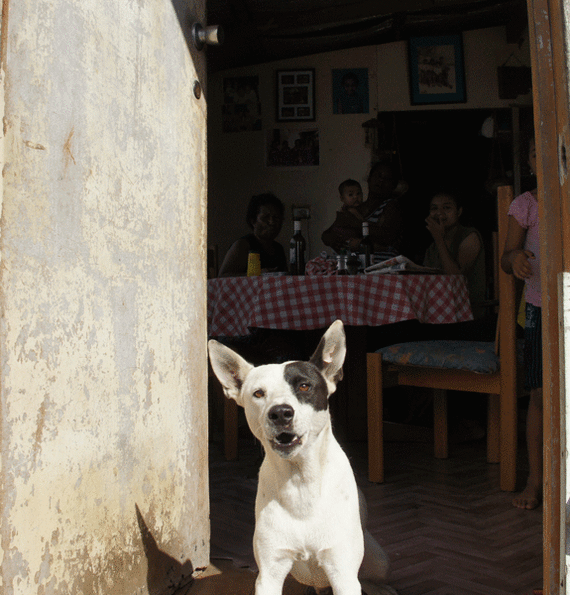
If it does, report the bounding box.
[527,0,570,592]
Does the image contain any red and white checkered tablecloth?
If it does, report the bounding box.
[207,274,473,337]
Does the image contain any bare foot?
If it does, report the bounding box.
[512,484,542,509]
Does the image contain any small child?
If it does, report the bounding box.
[501,136,542,510]
[321,179,365,252]
[338,179,364,219]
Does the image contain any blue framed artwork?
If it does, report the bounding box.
[408,35,466,105]
[332,68,369,114]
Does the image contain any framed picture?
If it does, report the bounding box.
[266,128,319,167]
[222,76,261,132]
[332,68,369,114]
[276,69,315,122]
[408,34,466,105]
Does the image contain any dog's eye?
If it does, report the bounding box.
[298,383,311,392]
[253,389,265,399]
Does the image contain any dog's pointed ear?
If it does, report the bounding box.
[208,340,253,407]
[309,319,346,392]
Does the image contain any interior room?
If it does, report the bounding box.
[206,1,545,594]
[207,9,534,266]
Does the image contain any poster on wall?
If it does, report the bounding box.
[408,35,466,105]
[332,68,369,114]
[266,128,319,166]
[222,76,262,132]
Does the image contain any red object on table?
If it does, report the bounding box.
[207,274,472,337]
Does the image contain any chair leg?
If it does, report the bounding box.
[433,389,448,459]
[487,393,500,464]
[500,382,517,492]
[367,353,384,483]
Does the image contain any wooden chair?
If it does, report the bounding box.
[366,185,517,491]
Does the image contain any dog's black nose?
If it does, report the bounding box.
[268,404,294,427]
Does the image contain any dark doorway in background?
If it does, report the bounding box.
[377,108,534,266]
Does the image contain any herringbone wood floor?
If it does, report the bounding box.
[209,429,542,595]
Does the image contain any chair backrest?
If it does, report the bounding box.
[496,186,517,378]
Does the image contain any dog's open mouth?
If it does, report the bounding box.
[271,432,302,453]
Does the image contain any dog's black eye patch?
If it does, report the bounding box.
[253,389,265,399]
[284,362,328,411]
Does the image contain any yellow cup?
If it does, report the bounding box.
[247,252,261,276]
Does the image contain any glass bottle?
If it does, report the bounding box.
[336,253,349,275]
[289,219,306,275]
[361,221,372,269]
[347,252,360,275]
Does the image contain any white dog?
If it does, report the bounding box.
[208,320,398,595]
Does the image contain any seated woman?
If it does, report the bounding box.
[321,161,404,259]
[216,193,298,363]
[218,193,288,277]
[369,190,489,348]
[423,191,486,320]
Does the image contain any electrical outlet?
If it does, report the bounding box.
[292,206,311,220]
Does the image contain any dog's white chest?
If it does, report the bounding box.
[254,461,363,589]
[256,503,358,589]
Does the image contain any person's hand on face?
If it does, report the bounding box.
[425,214,446,242]
[426,194,461,242]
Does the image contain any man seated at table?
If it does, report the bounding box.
[218,193,288,277]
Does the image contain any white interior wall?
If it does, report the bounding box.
[1,0,209,593]
[208,26,532,263]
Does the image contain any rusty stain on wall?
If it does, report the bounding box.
[0,0,209,593]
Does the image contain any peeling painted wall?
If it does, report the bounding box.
[0,0,209,593]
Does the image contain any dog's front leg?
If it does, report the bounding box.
[255,557,294,595]
[323,573,361,595]
[319,551,362,595]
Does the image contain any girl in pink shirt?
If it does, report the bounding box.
[501,137,542,510]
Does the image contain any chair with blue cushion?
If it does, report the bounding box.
[366,185,517,491]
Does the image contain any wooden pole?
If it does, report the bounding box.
[526,0,570,591]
